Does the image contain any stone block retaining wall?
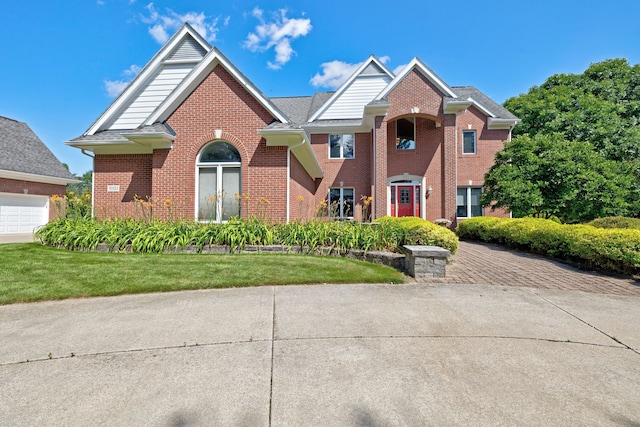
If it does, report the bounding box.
[93,243,448,278]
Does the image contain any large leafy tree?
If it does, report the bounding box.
[485,59,640,222]
[505,58,640,161]
[483,134,637,222]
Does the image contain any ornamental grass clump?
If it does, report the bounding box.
[37,217,410,254]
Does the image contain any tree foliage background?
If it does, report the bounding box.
[483,59,640,222]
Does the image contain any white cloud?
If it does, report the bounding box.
[104,80,129,98]
[310,56,399,89]
[393,63,408,76]
[243,8,312,70]
[104,64,142,98]
[123,64,142,76]
[142,2,224,43]
[310,60,362,89]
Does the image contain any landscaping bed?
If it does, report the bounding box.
[36,216,458,255]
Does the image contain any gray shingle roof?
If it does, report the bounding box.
[452,86,518,120]
[270,92,335,125]
[68,123,176,144]
[270,97,313,125]
[0,116,76,180]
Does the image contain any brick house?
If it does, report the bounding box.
[67,24,518,224]
[0,116,77,234]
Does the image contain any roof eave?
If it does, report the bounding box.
[487,118,520,130]
[258,128,323,179]
[0,169,79,185]
[443,100,473,114]
[65,139,156,155]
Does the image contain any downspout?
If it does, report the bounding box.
[372,128,376,220]
[286,139,306,223]
[80,149,95,218]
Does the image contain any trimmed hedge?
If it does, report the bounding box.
[456,217,640,275]
[376,216,459,254]
[588,216,640,231]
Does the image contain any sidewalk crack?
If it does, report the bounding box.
[268,286,276,427]
[532,291,640,357]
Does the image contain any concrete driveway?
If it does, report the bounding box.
[1,282,639,426]
[0,233,35,244]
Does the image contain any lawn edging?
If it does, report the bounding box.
[92,242,408,272]
[90,242,452,278]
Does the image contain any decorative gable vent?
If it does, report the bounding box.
[167,35,208,62]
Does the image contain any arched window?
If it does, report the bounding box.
[196,141,241,222]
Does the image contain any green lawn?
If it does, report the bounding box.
[0,243,404,304]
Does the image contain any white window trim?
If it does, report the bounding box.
[195,143,242,223]
[328,134,355,159]
[457,186,483,218]
[462,130,476,154]
[328,187,355,219]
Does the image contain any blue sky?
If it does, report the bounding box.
[2,0,640,176]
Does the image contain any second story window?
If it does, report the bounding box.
[463,130,476,154]
[396,118,415,150]
[329,134,355,159]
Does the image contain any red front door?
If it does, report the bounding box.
[397,186,414,217]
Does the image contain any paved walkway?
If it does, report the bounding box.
[439,241,640,296]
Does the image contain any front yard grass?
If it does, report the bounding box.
[0,243,404,304]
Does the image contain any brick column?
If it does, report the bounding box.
[373,116,388,219]
[442,114,457,223]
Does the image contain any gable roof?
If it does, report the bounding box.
[83,23,288,138]
[0,116,77,184]
[145,46,289,125]
[87,24,211,134]
[308,56,394,122]
[376,57,458,100]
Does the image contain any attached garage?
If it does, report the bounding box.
[0,193,49,234]
[0,116,78,237]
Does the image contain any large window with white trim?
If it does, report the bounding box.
[329,134,354,159]
[197,141,241,222]
[328,187,354,219]
[457,187,483,218]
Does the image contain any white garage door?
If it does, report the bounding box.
[0,193,49,234]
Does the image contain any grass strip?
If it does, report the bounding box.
[0,243,404,304]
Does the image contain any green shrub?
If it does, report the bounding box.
[375,216,459,254]
[588,217,640,230]
[456,217,640,275]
